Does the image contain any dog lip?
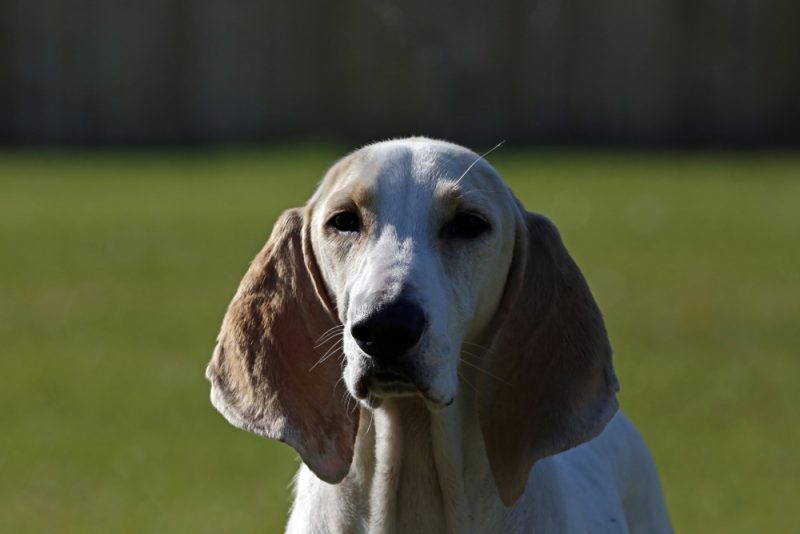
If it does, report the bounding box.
[424,394,454,411]
[370,379,418,395]
[355,374,452,410]
[351,362,445,406]
[373,369,411,383]
[365,367,423,398]
[353,370,416,399]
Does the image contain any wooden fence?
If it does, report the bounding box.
[0,0,798,144]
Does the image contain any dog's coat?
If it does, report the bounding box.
[206,138,672,533]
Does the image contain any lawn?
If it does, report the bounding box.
[1,146,798,533]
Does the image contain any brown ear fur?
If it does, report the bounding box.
[478,209,619,506]
[205,208,358,483]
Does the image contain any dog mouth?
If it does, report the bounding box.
[373,369,413,386]
[354,367,416,398]
[352,365,452,410]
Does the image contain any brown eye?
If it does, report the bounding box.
[328,211,361,233]
[445,212,491,239]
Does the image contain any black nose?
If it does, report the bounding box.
[351,300,426,362]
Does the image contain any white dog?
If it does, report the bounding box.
[206,138,672,533]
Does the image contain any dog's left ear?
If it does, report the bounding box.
[478,208,619,506]
[205,208,358,483]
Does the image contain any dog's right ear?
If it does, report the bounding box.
[205,208,358,483]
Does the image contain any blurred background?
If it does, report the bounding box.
[1,0,799,145]
[1,1,798,533]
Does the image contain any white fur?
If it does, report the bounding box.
[275,139,671,532]
[288,408,670,533]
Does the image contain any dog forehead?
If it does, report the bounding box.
[364,138,486,185]
[318,138,503,208]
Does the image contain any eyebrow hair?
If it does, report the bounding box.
[453,140,506,186]
[326,184,373,211]
[435,182,494,214]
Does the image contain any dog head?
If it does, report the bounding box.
[206,138,618,505]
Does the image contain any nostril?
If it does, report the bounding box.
[350,300,426,361]
[351,323,373,344]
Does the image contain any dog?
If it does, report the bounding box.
[206,137,672,533]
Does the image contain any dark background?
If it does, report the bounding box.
[1,0,798,146]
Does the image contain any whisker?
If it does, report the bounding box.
[454,140,506,186]
[365,410,374,434]
[314,324,344,344]
[346,393,358,415]
[460,348,487,360]
[459,356,510,385]
[461,188,498,195]
[341,389,352,414]
[308,340,343,372]
[459,348,497,367]
[458,369,483,401]
[331,375,347,403]
[339,379,356,415]
[462,341,491,352]
[314,327,345,347]
[324,340,344,358]
[313,332,344,349]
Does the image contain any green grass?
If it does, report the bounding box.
[1,146,798,533]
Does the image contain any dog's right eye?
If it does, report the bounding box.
[445,212,491,240]
[328,211,361,233]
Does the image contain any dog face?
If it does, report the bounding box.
[307,139,516,410]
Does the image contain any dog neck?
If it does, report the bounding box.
[343,385,499,534]
[287,368,511,534]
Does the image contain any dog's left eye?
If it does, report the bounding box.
[328,211,361,233]
[445,212,491,239]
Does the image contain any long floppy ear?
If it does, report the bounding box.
[478,208,619,506]
[205,208,358,483]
